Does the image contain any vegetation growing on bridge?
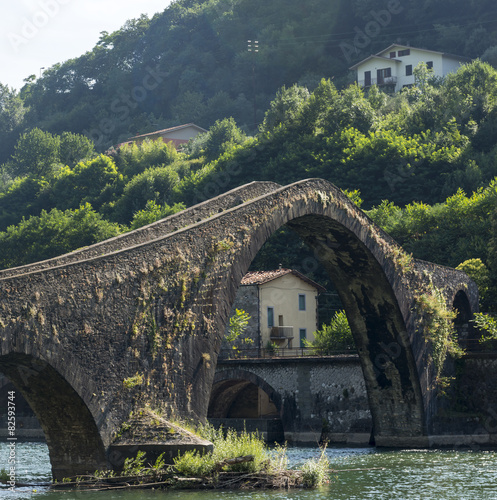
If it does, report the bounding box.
[415,282,463,385]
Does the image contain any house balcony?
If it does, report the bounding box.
[270,326,294,341]
[359,76,397,88]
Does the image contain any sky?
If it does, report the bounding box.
[1,0,173,90]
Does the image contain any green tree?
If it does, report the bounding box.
[59,131,96,166]
[187,118,247,162]
[0,176,49,231]
[225,309,253,355]
[113,165,180,223]
[456,258,490,310]
[413,61,436,92]
[306,311,354,355]
[0,84,26,134]
[10,128,61,178]
[50,154,125,211]
[112,139,178,178]
[0,203,122,270]
[260,84,310,133]
[129,199,185,230]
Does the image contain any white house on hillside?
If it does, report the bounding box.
[350,44,471,92]
[119,123,207,150]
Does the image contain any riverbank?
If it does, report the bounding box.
[50,467,315,492]
[46,416,331,493]
[3,443,497,499]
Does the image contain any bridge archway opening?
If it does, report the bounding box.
[208,372,283,442]
[0,353,107,481]
[453,290,476,350]
[224,209,427,445]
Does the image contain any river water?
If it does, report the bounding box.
[1,442,497,499]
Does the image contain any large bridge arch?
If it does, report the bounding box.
[0,179,479,475]
[203,180,478,446]
[220,210,424,445]
[0,353,107,480]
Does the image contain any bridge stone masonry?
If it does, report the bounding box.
[210,355,373,446]
[0,178,482,479]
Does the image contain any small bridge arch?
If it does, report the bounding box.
[0,353,107,479]
[208,369,282,419]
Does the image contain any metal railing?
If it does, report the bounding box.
[218,346,358,360]
[270,326,294,340]
[359,76,397,87]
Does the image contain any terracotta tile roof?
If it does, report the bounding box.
[241,269,326,292]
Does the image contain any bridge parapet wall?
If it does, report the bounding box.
[0,181,280,280]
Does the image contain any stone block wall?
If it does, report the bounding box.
[214,356,372,445]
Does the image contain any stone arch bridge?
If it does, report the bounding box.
[0,179,479,479]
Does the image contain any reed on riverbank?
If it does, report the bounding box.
[54,424,331,491]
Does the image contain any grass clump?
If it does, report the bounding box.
[173,426,269,477]
[173,450,216,477]
[123,372,144,389]
[300,448,330,487]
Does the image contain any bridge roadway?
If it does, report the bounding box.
[0,179,481,479]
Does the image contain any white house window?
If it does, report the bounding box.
[364,70,371,86]
[267,307,274,328]
[427,61,434,69]
[389,51,396,58]
[299,294,306,311]
[377,67,391,84]
[406,64,413,76]
[398,49,410,56]
[299,328,307,348]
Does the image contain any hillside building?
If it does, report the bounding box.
[350,44,471,92]
[118,123,207,150]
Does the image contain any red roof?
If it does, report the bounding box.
[241,269,326,292]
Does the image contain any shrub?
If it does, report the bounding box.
[173,425,269,477]
[306,310,354,354]
[300,449,330,487]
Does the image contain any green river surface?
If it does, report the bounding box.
[1,442,497,499]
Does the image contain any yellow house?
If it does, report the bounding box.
[227,268,325,353]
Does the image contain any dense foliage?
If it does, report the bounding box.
[2,0,497,161]
[2,62,497,311]
[1,0,497,318]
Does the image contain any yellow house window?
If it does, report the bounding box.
[299,294,306,311]
[267,307,274,327]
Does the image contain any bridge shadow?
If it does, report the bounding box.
[208,370,284,443]
[0,354,107,480]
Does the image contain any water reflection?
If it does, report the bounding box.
[2,443,497,499]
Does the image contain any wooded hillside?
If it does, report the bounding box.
[1,0,497,316]
[2,0,497,161]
